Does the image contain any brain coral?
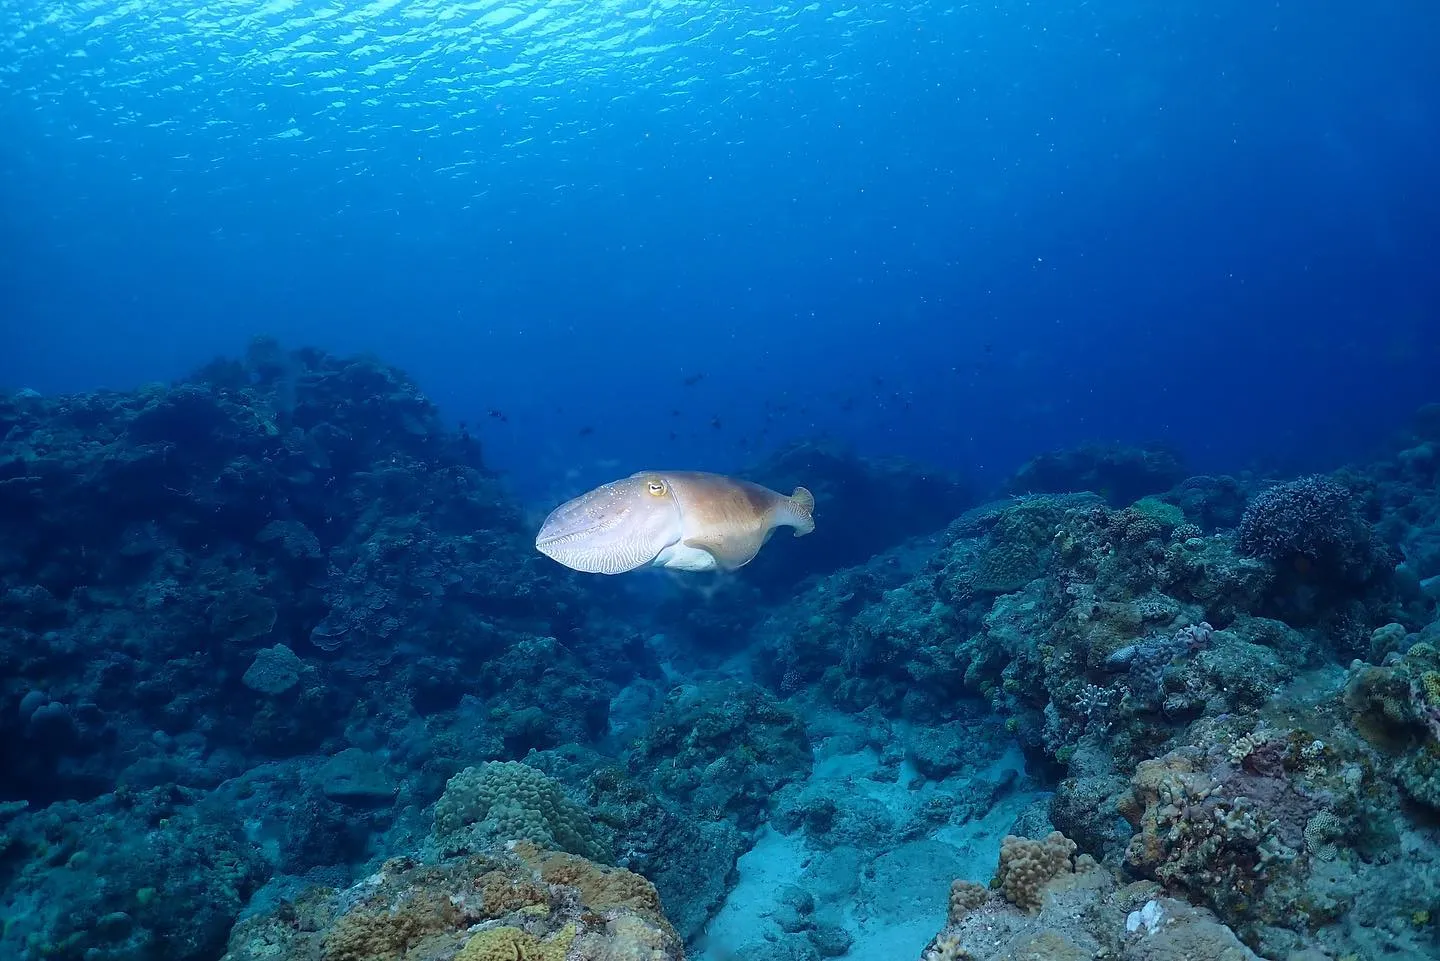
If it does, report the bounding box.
[456,923,575,961]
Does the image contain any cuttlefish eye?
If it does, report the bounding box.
[646,479,668,496]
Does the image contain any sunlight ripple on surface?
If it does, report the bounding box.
[0,0,902,192]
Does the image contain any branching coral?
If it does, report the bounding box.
[1236,475,1390,587]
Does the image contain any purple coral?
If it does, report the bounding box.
[1106,622,1213,709]
[1236,476,1387,583]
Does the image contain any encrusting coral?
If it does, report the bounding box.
[454,923,576,961]
[434,761,611,862]
[223,844,682,961]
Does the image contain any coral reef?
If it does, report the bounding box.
[222,842,681,961]
[1344,636,1440,809]
[578,761,747,943]
[5,344,1440,961]
[0,341,601,809]
[628,679,812,828]
[922,829,1263,961]
[922,858,1262,961]
[1008,443,1188,506]
[1,787,270,961]
[738,428,1440,959]
[433,761,611,862]
[0,344,651,960]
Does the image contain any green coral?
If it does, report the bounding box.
[1130,496,1186,530]
[630,679,811,829]
[1397,743,1440,810]
[969,500,1065,594]
[1345,641,1440,813]
[434,761,610,862]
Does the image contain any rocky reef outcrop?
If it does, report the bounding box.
[4,342,1438,961]
[224,842,683,961]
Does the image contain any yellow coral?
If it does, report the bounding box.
[947,880,988,923]
[475,870,548,919]
[456,923,575,961]
[320,891,459,961]
[993,831,1077,913]
[921,931,974,961]
[1227,733,1262,766]
[515,844,665,917]
[577,915,681,961]
[1419,671,1440,706]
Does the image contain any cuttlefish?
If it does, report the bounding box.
[535,470,815,574]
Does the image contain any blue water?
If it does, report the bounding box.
[2,0,1437,497]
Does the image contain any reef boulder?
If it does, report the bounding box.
[223,843,683,961]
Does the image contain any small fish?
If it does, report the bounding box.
[535,471,816,574]
[683,372,706,386]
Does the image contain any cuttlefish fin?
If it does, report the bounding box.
[778,486,816,536]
